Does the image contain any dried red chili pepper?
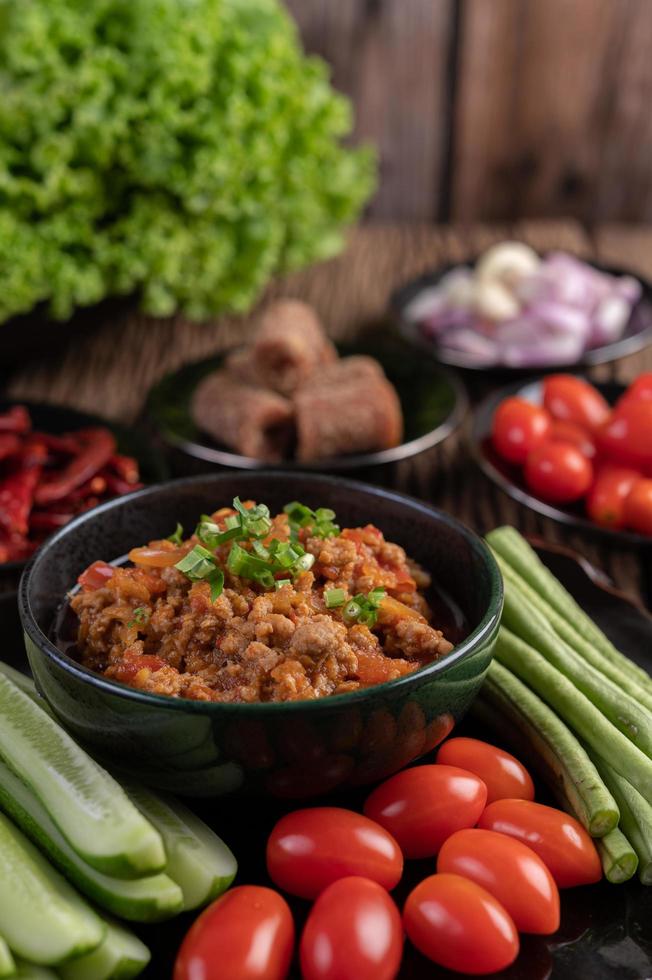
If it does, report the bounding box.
[59,475,107,504]
[35,428,116,505]
[0,406,31,434]
[0,466,41,536]
[0,434,21,461]
[30,511,77,531]
[103,473,144,496]
[33,431,80,456]
[108,454,140,484]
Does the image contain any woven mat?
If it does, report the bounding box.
[6,220,652,603]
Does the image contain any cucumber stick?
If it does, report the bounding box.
[0,811,104,965]
[125,783,237,909]
[0,761,183,922]
[0,664,39,702]
[0,937,15,979]
[12,962,57,979]
[0,674,164,877]
[58,917,150,980]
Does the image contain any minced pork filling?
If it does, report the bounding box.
[70,501,453,703]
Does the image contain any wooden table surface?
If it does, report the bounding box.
[5,219,652,605]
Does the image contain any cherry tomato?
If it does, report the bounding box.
[363,764,487,859]
[478,799,602,888]
[266,807,402,900]
[300,877,403,980]
[436,737,534,803]
[617,373,652,410]
[585,464,641,529]
[403,873,519,975]
[491,397,552,465]
[547,419,597,459]
[524,441,593,504]
[437,828,560,934]
[173,885,294,980]
[596,402,652,470]
[623,478,652,536]
[542,375,610,431]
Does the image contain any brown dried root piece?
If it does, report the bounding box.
[191,370,294,462]
[250,299,336,394]
[294,356,403,461]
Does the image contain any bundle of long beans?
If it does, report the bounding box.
[475,526,652,885]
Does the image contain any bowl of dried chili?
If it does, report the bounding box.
[0,400,167,590]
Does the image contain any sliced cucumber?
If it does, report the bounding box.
[12,962,57,979]
[0,761,183,922]
[125,783,237,909]
[0,674,165,878]
[0,936,15,979]
[58,917,150,980]
[0,664,39,702]
[0,811,104,965]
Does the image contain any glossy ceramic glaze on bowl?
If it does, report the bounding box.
[19,473,502,798]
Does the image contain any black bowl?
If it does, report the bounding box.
[392,257,652,375]
[144,332,468,486]
[470,378,651,547]
[19,472,502,798]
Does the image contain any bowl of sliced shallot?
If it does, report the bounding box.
[393,242,652,373]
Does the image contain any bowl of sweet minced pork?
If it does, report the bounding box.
[19,471,502,798]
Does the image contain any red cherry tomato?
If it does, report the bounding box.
[491,397,552,465]
[403,873,519,975]
[585,464,641,529]
[478,799,602,888]
[524,442,593,504]
[363,764,487,859]
[266,807,402,900]
[617,373,652,410]
[173,885,294,980]
[437,828,560,934]
[596,402,652,471]
[436,737,534,804]
[542,375,610,431]
[547,419,597,459]
[300,877,403,980]
[623,478,652,536]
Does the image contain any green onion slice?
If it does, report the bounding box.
[175,545,224,601]
[284,501,340,540]
[325,588,346,608]
[167,522,184,546]
[342,587,386,626]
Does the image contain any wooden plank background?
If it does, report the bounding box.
[284,0,652,224]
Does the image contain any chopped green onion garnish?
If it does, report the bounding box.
[325,588,346,608]
[284,501,340,540]
[167,522,184,546]
[128,606,150,628]
[175,545,224,602]
[275,579,291,590]
[342,587,386,627]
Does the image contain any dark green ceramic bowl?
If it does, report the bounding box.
[19,473,502,799]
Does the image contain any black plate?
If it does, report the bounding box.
[145,333,468,473]
[0,400,168,585]
[2,543,651,978]
[392,257,652,374]
[471,379,651,548]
